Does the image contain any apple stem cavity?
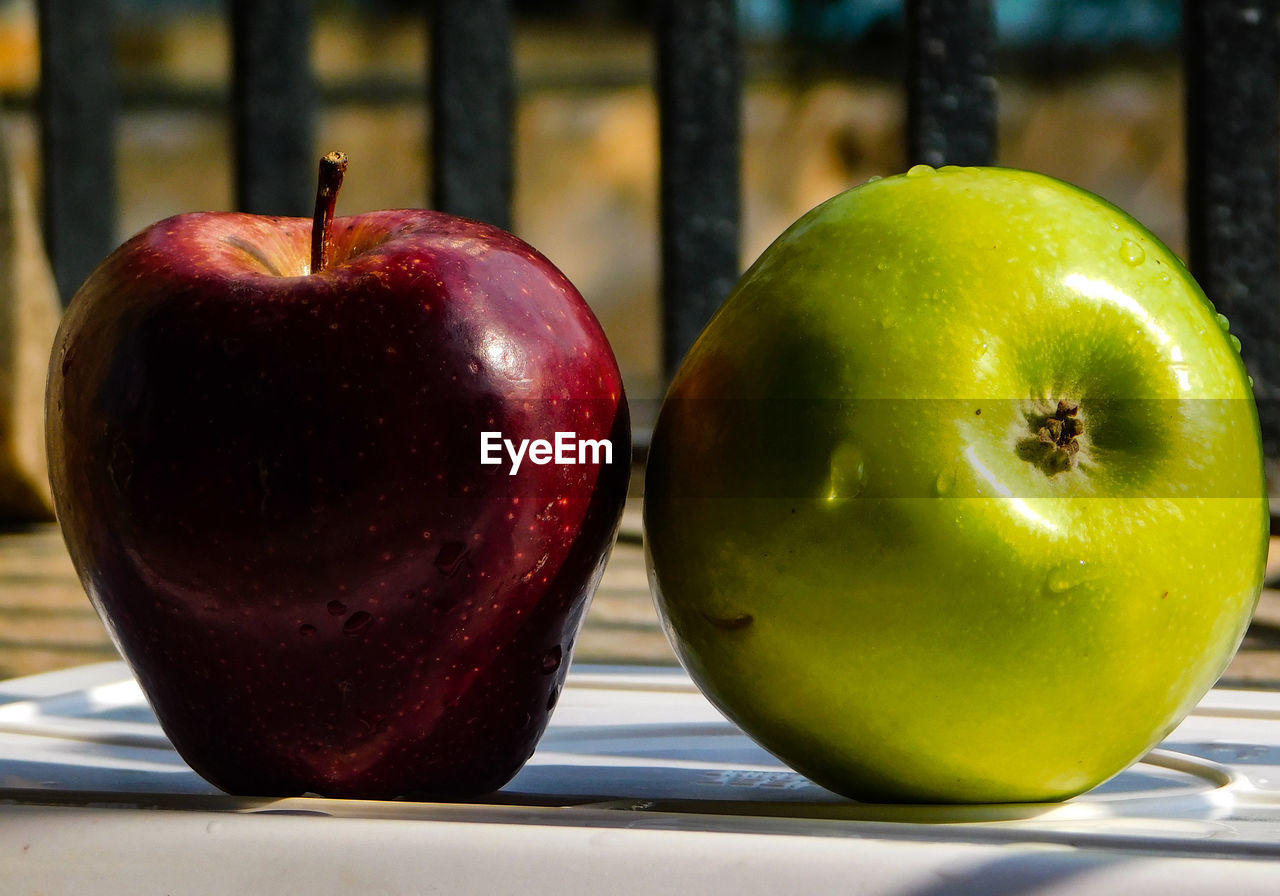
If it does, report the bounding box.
[311,151,349,274]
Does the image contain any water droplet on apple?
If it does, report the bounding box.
[934,462,957,496]
[327,600,347,616]
[1045,560,1092,594]
[1248,375,1256,388]
[1230,334,1243,353]
[825,443,866,500]
[866,174,883,183]
[298,624,317,636]
[435,542,470,577]
[1119,239,1145,266]
[108,440,133,494]
[541,645,563,673]
[702,611,754,631]
[343,611,373,633]
[1216,312,1231,331]
[906,164,935,178]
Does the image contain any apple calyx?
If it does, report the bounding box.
[310,150,349,274]
[1018,399,1085,476]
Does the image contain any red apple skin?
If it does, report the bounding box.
[47,210,630,799]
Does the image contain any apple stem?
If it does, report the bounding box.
[311,151,349,274]
[1016,399,1085,476]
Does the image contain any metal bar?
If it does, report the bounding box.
[36,0,118,305]
[1184,0,1280,457]
[429,0,514,231]
[230,0,317,217]
[905,0,997,168]
[656,0,742,380]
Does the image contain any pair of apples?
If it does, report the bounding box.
[46,157,1265,803]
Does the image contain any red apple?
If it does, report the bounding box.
[46,153,630,799]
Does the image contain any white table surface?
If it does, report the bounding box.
[2,661,1280,894]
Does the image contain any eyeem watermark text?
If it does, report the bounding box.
[481,432,613,475]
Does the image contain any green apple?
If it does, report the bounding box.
[644,165,1267,804]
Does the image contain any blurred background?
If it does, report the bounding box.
[1,0,1187,405]
[2,0,1249,680]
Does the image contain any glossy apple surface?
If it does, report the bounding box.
[645,165,1266,804]
[48,209,629,798]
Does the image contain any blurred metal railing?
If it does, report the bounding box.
[31,0,1280,455]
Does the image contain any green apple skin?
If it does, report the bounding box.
[644,166,1267,804]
